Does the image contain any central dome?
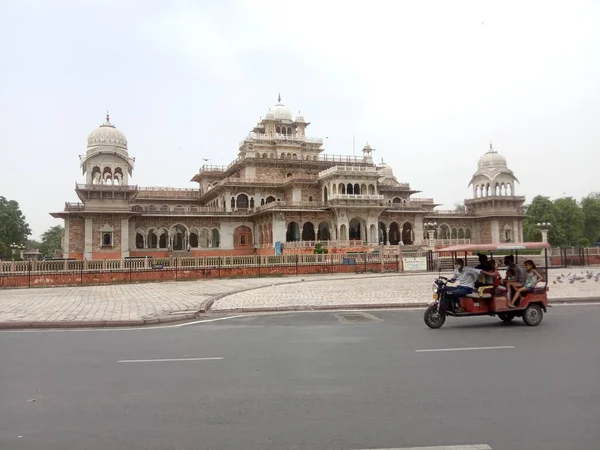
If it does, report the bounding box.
[87,113,128,152]
[266,94,293,121]
[477,144,507,168]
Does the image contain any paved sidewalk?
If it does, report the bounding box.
[212,268,600,312]
[0,269,598,328]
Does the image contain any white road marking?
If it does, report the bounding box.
[171,314,247,327]
[415,345,514,353]
[118,357,224,363]
[359,445,491,450]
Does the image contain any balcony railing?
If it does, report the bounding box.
[65,202,85,211]
[137,187,200,198]
[254,201,327,212]
[76,183,138,191]
[429,209,470,215]
[284,239,364,249]
[318,165,379,179]
[329,194,384,201]
[240,133,323,148]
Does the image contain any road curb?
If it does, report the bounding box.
[0,313,199,330]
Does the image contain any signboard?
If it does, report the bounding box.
[275,241,282,256]
[402,256,427,271]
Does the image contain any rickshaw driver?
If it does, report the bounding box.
[448,258,499,311]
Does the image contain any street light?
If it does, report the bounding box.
[10,243,26,261]
[424,221,438,248]
[537,222,551,244]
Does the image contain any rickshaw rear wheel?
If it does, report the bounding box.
[498,312,515,323]
[424,305,446,329]
[523,304,544,326]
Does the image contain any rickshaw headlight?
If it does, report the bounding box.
[432,283,438,293]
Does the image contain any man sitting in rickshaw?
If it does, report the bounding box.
[448,258,498,311]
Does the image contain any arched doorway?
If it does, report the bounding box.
[323,187,328,202]
[233,226,252,249]
[439,224,450,239]
[317,222,330,240]
[402,222,413,245]
[302,222,315,241]
[378,222,387,244]
[158,232,167,248]
[148,231,157,248]
[389,222,400,245]
[171,225,187,250]
[349,218,362,240]
[286,222,300,242]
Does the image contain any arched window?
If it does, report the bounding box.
[276,126,281,134]
[160,205,169,212]
[199,229,210,247]
[250,197,255,209]
[211,229,220,248]
[286,222,300,242]
[302,222,315,241]
[347,183,354,195]
[236,194,249,209]
[148,231,157,248]
[266,196,275,204]
[308,196,313,202]
[261,198,265,206]
[354,183,360,195]
[135,233,144,249]
[234,226,252,248]
[231,197,235,209]
[287,173,292,178]
[189,232,199,248]
[102,233,112,246]
[158,233,167,248]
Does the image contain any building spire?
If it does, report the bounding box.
[489,141,494,152]
[106,110,110,123]
[277,92,281,103]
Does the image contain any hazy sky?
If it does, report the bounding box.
[1,0,598,239]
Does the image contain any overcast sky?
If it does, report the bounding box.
[1,0,598,239]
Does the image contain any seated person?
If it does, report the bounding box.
[448,258,498,311]
[474,253,494,288]
[509,260,544,308]
[502,255,525,302]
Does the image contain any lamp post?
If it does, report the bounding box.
[424,221,438,248]
[537,222,551,244]
[10,243,26,261]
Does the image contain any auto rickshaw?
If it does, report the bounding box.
[424,242,550,328]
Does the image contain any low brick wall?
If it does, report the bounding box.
[0,262,399,289]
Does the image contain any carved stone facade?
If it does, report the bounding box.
[51,100,525,259]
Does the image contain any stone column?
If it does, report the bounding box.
[413,216,424,246]
[385,226,390,245]
[121,218,130,258]
[84,218,93,260]
[63,218,70,257]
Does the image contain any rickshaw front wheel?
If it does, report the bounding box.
[424,305,446,329]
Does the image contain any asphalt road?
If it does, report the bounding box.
[1,304,600,450]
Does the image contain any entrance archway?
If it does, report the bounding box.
[302,222,315,241]
[389,222,400,245]
[317,222,330,240]
[171,224,188,250]
[286,222,300,242]
[233,226,252,249]
[378,222,387,244]
[339,224,348,240]
[349,218,362,240]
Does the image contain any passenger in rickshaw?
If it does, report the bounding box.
[501,255,526,302]
[474,253,495,290]
[449,258,499,311]
[509,260,544,308]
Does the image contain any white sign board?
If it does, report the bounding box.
[402,256,427,271]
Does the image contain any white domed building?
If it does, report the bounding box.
[52,98,525,260]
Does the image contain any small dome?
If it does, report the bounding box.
[295,114,305,123]
[377,163,394,177]
[265,110,275,120]
[477,144,507,168]
[87,113,127,151]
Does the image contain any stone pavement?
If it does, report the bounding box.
[0,269,599,328]
[212,268,600,312]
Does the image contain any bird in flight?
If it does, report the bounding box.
[201,158,211,162]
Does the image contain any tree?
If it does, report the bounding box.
[553,197,584,246]
[40,225,64,257]
[582,192,600,244]
[454,202,465,212]
[523,195,557,243]
[0,197,31,260]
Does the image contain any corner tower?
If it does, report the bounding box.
[465,144,525,243]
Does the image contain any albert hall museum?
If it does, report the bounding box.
[52,96,525,259]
